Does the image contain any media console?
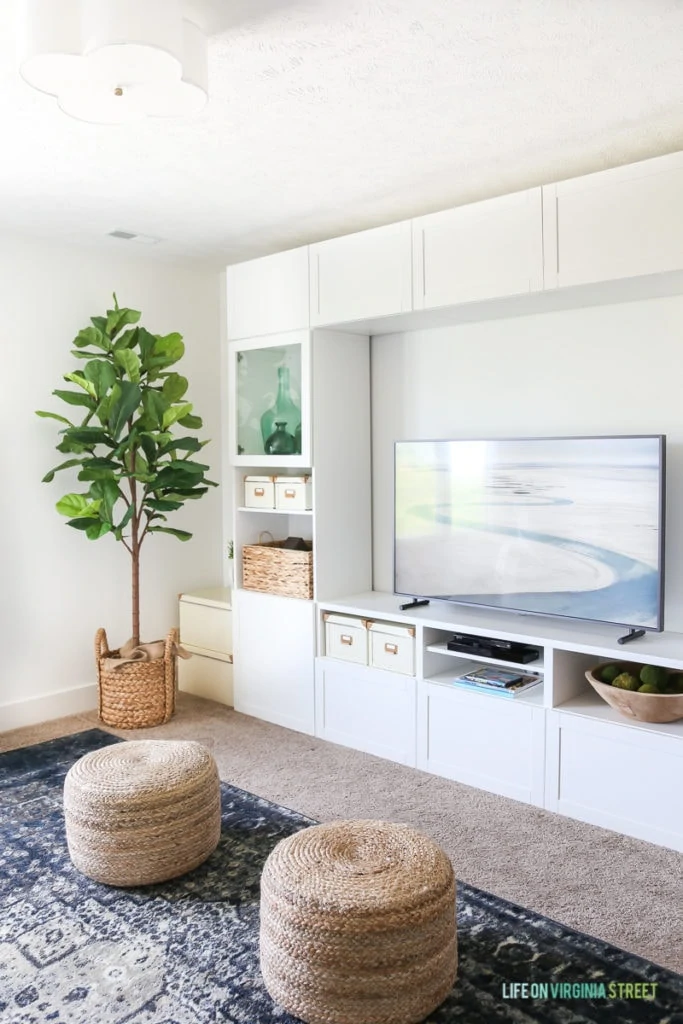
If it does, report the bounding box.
[313,591,683,854]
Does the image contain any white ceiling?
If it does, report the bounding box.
[1,0,683,267]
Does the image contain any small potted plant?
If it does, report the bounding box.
[37,295,217,728]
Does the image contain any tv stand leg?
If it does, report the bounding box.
[399,598,431,611]
[617,628,646,645]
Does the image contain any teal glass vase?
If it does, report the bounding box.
[265,421,295,455]
[260,366,301,455]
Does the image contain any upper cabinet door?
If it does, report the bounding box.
[544,152,683,289]
[413,188,544,310]
[310,221,412,326]
[226,246,309,340]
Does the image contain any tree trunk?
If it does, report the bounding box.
[131,540,140,646]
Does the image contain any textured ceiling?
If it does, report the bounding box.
[1,0,683,267]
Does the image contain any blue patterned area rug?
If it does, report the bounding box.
[1,730,680,1024]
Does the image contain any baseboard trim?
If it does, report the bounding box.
[0,684,98,732]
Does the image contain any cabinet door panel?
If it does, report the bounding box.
[234,590,316,734]
[226,246,309,340]
[418,682,545,805]
[548,153,683,288]
[413,188,543,309]
[310,221,412,325]
[315,660,416,766]
[547,712,683,852]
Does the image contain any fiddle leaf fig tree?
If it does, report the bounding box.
[37,295,217,647]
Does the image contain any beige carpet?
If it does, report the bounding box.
[2,693,682,974]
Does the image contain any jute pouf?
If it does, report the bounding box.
[259,820,457,1024]
[63,740,221,887]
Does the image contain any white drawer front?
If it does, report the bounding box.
[325,617,368,664]
[179,602,232,656]
[178,652,234,706]
[244,479,275,508]
[275,479,312,510]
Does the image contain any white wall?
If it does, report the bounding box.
[0,236,224,728]
[372,294,683,632]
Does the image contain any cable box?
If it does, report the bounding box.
[446,633,540,664]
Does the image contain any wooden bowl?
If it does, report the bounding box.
[585,664,683,724]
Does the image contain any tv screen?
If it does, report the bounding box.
[394,435,666,631]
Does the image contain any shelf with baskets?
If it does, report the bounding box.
[227,327,373,734]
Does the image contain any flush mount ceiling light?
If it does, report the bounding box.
[19,0,208,124]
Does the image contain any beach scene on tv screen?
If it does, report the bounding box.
[395,437,663,629]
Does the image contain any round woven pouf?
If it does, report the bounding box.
[260,820,457,1024]
[63,740,221,887]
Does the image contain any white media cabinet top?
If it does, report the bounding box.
[320,590,683,667]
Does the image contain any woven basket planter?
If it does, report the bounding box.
[96,628,177,730]
[242,539,313,600]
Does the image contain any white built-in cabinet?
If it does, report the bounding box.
[224,146,683,851]
[226,245,309,340]
[542,151,683,289]
[309,221,412,325]
[413,187,544,308]
[178,588,233,706]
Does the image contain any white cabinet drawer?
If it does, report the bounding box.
[369,621,415,675]
[178,650,233,706]
[226,246,309,340]
[324,613,368,664]
[179,601,232,656]
[315,660,417,766]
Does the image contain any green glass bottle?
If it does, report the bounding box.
[265,421,295,455]
[260,366,301,454]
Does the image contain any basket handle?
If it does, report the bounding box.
[95,628,108,661]
[259,530,275,544]
[163,627,179,724]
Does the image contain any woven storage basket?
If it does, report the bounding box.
[242,537,313,600]
[96,627,177,729]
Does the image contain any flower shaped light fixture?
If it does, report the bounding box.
[19,0,208,123]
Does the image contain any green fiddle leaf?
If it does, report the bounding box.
[148,333,184,369]
[148,526,193,541]
[67,517,100,532]
[63,372,98,399]
[41,459,83,483]
[116,504,135,532]
[84,359,117,397]
[142,389,168,429]
[139,433,157,465]
[157,436,202,456]
[62,426,112,447]
[52,389,94,408]
[143,498,183,512]
[56,494,102,518]
[162,373,188,403]
[136,326,158,364]
[106,306,141,338]
[89,478,121,522]
[73,326,108,351]
[108,380,142,440]
[36,409,74,427]
[161,402,193,430]
[114,348,141,383]
[178,413,203,430]
[86,521,112,540]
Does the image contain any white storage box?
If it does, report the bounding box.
[324,613,368,665]
[244,475,275,508]
[275,475,313,511]
[369,621,415,675]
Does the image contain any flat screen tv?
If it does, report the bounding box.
[394,435,666,632]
